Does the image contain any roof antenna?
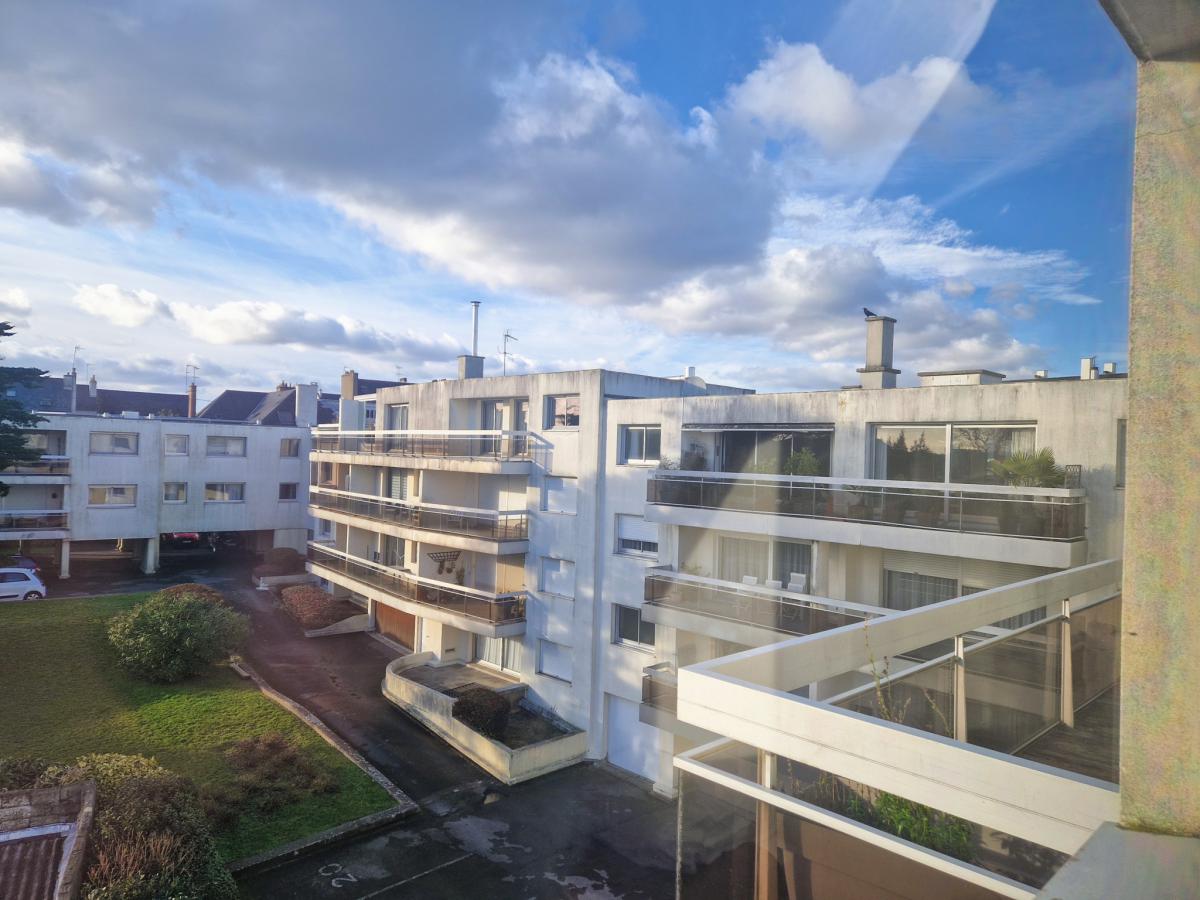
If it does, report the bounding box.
[71,345,82,374]
[501,329,518,376]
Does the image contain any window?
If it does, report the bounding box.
[719,428,832,475]
[386,469,408,500]
[539,557,575,598]
[772,541,812,590]
[205,482,245,502]
[544,394,581,428]
[0,572,31,583]
[949,425,1035,484]
[884,570,959,612]
[318,518,333,537]
[88,485,137,506]
[90,432,138,455]
[543,475,577,514]
[280,438,300,457]
[24,433,50,452]
[206,435,246,457]
[162,482,187,503]
[616,514,658,558]
[278,482,298,501]
[622,425,661,464]
[873,426,947,482]
[164,434,189,455]
[614,604,655,649]
[384,403,409,430]
[717,536,769,584]
[1116,419,1127,487]
[537,639,573,682]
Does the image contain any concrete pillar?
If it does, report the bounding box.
[1120,55,1200,835]
[58,540,70,580]
[141,536,159,575]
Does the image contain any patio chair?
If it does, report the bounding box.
[787,572,808,594]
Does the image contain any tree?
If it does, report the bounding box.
[0,323,48,496]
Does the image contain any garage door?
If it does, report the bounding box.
[606,694,659,782]
[376,603,416,649]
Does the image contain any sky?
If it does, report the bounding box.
[0,0,1135,404]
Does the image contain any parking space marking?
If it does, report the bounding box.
[353,853,472,900]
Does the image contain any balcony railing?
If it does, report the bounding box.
[0,510,68,530]
[642,661,679,714]
[306,542,525,625]
[312,429,532,461]
[648,470,1086,541]
[645,569,880,637]
[309,487,528,542]
[0,456,70,476]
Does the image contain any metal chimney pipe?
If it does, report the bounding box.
[187,382,197,417]
[470,301,481,356]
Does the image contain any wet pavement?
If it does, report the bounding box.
[220,577,679,899]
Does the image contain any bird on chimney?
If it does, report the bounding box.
[862,307,877,318]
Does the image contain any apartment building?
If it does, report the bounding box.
[307,355,750,771]
[1,374,323,577]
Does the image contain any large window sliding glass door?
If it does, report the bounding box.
[873,423,1036,485]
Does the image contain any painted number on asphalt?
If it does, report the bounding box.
[317,862,359,888]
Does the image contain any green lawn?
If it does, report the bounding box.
[0,594,394,860]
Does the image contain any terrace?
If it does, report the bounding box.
[672,560,1122,897]
[647,471,1088,568]
[311,429,534,473]
[306,542,526,637]
[309,486,528,551]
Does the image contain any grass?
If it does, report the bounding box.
[0,594,394,860]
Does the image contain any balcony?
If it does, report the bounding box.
[639,661,718,743]
[306,542,525,637]
[643,568,881,647]
[0,456,70,479]
[309,486,528,552]
[0,510,69,534]
[647,471,1088,568]
[673,559,1122,897]
[311,429,533,474]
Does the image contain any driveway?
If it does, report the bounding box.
[227,583,678,899]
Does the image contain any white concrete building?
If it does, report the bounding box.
[308,320,1127,807]
[2,376,322,576]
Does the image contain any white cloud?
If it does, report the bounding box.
[73,283,173,327]
[0,287,32,316]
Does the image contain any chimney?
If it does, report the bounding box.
[340,369,359,399]
[294,383,318,427]
[1034,369,1049,380]
[684,366,697,378]
[88,374,98,398]
[186,382,197,417]
[1080,356,1097,380]
[1102,361,1117,375]
[62,369,78,412]
[458,301,484,379]
[857,315,900,389]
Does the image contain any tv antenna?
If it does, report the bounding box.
[184,364,199,391]
[501,329,519,376]
[71,345,82,373]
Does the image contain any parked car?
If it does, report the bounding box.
[6,555,41,575]
[0,568,47,601]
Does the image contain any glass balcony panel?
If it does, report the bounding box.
[964,621,1061,754]
[312,431,531,461]
[310,490,527,541]
[1072,596,1121,709]
[835,658,956,738]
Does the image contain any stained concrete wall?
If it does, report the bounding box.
[1120,56,1200,836]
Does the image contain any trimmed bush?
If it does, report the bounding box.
[154,583,226,606]
[108,594,249,683]
[35,753,238,900]
[452,688,510,741]
[279,585,353,630]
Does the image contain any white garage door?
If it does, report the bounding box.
[606,694,659,781]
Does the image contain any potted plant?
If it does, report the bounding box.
[989,448,1065,537]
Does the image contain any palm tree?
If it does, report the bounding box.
[989,448,1065,488]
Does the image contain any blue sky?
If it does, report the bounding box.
[0,0,1133,402]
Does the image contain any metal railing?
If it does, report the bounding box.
[312,429,532,461]
[0,456,70,476]
[0,510,69,530]
[309,487,528,542]
[642,661,679,714]
[645,569,880,637]
[306,542,526,624]
[648,471,1086,541]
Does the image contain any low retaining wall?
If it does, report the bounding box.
[382,659,587,785]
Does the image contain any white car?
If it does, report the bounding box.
[0,568,47,601]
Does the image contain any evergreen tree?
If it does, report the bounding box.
[0,323,48,496]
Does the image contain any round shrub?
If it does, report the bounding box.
[0,755,58,791]
[42,753,237,900]
[108,594,249,683]
[452,688,510,741]
[154,583,226,606]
